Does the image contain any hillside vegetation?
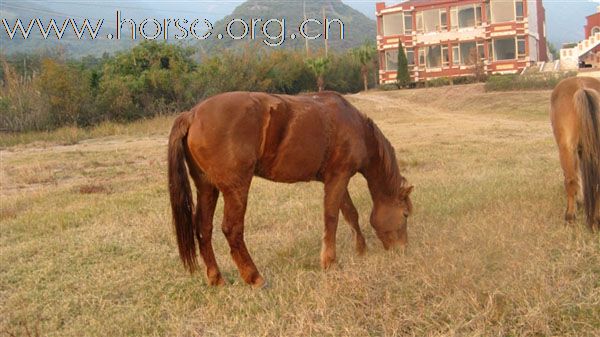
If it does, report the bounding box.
[2,84,598,336]
[1,41,377,133]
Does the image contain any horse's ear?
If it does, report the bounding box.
[402,185,414,196]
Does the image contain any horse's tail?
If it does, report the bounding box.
[574,87,600,229]
[168,111,198,272]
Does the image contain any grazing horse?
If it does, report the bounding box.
[550,77,600,231]
[168,91,413,287]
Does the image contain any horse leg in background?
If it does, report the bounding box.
[321,174,351,269]
[192,177,224,286]
[220,179,266,288]
[558,143,580,223]
[340,189,367,255]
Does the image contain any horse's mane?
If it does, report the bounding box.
[364,117,408,197]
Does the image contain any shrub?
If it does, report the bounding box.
[485,72,577,92]
[427,77,452,87]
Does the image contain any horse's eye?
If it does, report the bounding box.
[403,210,409,218]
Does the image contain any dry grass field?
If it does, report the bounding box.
[1,84,599,336]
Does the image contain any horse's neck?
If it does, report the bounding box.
[362,129,400,202]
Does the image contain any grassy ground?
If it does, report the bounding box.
[1,84,598,336]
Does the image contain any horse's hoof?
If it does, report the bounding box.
[251,276,268,289]
[320,256,337,270]
[208,275,226,286]
[356,241,367,256]
[565,213,576,223]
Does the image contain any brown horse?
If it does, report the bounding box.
[550,76,600,231]
[168,91,413,287]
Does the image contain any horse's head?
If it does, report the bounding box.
[370,185,413,250]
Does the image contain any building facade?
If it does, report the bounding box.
[375,0,548,83]
[584,6,600,55]
[560,6,600,70]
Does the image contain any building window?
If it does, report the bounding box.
[457,5,476,28]
[418,49,426,65]
[460,41,477,65]
[452,45,460,65]
[477,41,485,61]
[416,12,424,33]
[515,1,524,21]
[440,10,448,30]
[385,49,399,71]
[450,8,458,30]
[404,13,413,34]
[475,5,482,26]
[592,26,600,35]
[426,45,442,68]
[517,37,526,59]
[442,45,449,67]
[423,9,440,32]
[491,0,515,23]
[493,37,516,60]
[406,49,415,65]
[382,12,404,36]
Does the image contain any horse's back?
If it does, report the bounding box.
[186,91,368,185]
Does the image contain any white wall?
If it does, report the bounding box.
[527,0,539,38]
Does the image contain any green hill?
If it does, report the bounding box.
[200,0,376,53]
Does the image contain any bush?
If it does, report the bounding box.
[485,72,577,92]
[427,77,452,87]
[1,58,47,131]
[96,41,197,121]
[379,83,399,91]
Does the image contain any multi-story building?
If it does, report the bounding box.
[375,0,548,83]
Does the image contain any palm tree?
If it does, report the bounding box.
[305,57,330,92]
[353,42,376,92]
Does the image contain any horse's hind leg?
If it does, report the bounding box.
[191,174,224,286]
[576,147,584,207]
[220,179,265,288]
[340,189,367,255]
[558,143,579,222]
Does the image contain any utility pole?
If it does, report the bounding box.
[322,6,328,57]
[304,1,310,56]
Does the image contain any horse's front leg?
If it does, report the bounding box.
[321,174,351,269]
[220,179,266,288]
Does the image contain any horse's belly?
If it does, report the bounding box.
[258,145,326,182]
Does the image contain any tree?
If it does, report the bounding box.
[353,42,376,91]
[396,41,410,88]
[37,58,91,127]
[548,42,559,61]
[97,41,197,120]
[468,47,486,83]
[305,57,330,92]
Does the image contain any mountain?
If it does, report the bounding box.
[0,0,142,57]
[200,0,377,53]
